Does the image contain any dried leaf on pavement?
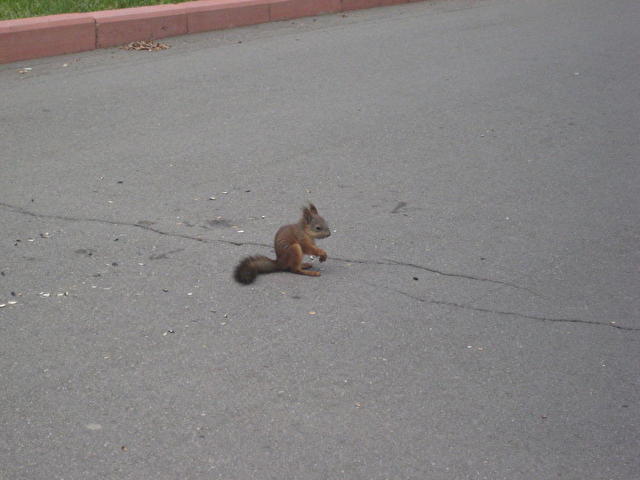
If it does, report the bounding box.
[121,41,170,52]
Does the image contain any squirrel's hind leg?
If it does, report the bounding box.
[286,245,321,276]
[292,268,321,276]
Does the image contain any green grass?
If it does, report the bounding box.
[0,0,196,20]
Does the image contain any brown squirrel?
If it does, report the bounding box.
[234,203,331,285]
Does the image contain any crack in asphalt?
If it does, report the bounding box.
[0,202,640,331]
[2,201,531,293]
[364,282,638,332]
[0,201,255,247]
[4,201,632,333]
[332,255,540,296]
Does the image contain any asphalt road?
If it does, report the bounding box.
[1,0,639,478]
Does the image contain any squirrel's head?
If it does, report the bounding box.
[302,203,331,239]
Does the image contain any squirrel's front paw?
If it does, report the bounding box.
[318,251,327,262]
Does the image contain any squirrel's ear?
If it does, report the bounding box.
[308,203,318,214]
[302,206,313,223]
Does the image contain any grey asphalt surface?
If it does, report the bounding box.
[1,0,639,478]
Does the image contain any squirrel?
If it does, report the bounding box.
[234,203,331,285]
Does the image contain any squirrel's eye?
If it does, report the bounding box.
[315,226,321,230]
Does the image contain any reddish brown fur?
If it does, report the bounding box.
[234,204,331,284]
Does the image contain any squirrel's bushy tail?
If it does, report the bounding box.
[234,255,279,284]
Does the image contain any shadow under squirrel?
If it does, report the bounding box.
[234,203,331,284]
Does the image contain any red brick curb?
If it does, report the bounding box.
[0,0,418,64]
[0,13,95,64]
